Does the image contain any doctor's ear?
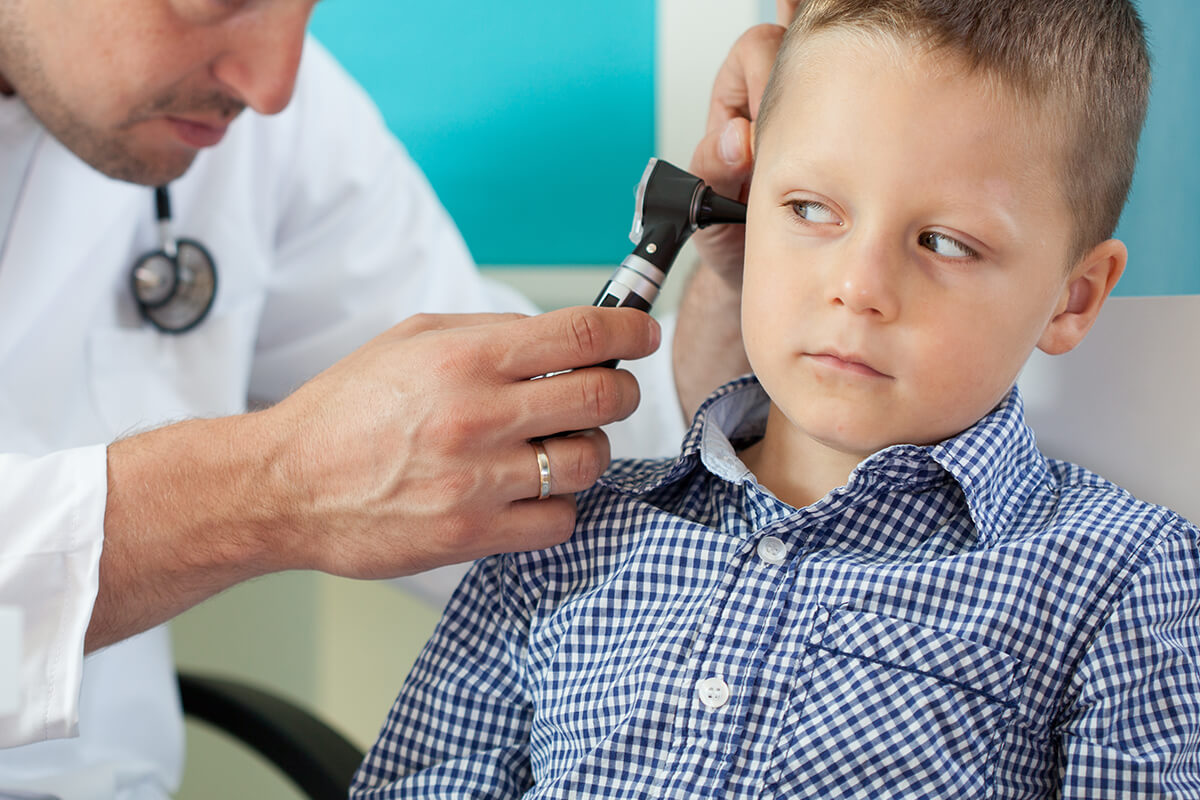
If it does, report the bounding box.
[1037,238,1127,356]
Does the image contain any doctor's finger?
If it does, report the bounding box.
[499,430,611,502]
[777,0,800,25]
[690,115,754,202]
[705,23,786,135]
[490,496,580,555]
[490,306,661,380]
[505,365,642,440]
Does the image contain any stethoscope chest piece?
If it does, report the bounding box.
[131,186,218,334]
[132,237,217,333]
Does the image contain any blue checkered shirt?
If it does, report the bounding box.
[353,376,1200,799]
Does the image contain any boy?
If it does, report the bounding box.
[352,1,1200,797]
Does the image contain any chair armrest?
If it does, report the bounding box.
[178,670,365,799]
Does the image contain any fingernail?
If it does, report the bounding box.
[719,120,744,165]
[648,318,662,350]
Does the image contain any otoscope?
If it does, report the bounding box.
[593,158,747,367]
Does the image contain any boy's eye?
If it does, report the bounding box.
[918,231,977,259]
[790,200,841,225]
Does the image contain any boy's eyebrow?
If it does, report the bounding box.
[960,180,1030,246]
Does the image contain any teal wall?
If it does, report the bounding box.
[1116,0,1200,296]
[310,2,655,266]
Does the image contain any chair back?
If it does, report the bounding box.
[1019,295,1199,526]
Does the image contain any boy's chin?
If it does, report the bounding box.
[811,430,900,460]
[797,415,956,460]
[785,418,900,461]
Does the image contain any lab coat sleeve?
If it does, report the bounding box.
[0,446,106,748]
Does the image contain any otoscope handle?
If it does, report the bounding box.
[591,253,663,367]
[593,159,745,369]
[536,160,744,440]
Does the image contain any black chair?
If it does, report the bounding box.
[178,671,365,799]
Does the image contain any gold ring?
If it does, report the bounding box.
[532,441,552,500]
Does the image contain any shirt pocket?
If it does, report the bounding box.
[86,300,263,439]
[765,606,1020,800]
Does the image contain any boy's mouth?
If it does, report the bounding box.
[806,350,891,379]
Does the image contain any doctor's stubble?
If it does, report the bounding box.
[0,2,246,187]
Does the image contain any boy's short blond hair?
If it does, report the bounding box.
[757,0,1151,263]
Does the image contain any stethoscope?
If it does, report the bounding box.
[130,186,217,333]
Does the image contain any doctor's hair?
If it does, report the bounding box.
[756,0,1151,263]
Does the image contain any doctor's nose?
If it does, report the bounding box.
[210,3,312,116]
[828,237,901,321]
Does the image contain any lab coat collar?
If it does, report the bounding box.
[0,129,143,364]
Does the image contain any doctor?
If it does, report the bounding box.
[0,0,792,797]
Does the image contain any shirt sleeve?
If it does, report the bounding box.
[1057,516,1200,797]
[0,446,107,748]
[350,553,535,798]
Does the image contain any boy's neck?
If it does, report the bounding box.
[738,403,870,509]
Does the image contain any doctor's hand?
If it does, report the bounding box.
[259,306,658,577]
[91,307,657,652]
[672,5,793,420]
[688,12,792,287]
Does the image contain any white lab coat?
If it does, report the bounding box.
[0,38,684,797]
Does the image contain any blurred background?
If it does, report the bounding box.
[173,0,1198,795]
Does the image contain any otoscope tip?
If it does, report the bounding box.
[695,187,747,228]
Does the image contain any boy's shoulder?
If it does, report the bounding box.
[592,455,686,496]
[576,378,1200,559]
[571,453,706,547]
[497,378,1197,620]
[1043,455,1198,552]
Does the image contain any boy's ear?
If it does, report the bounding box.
[1037,238,1127,356]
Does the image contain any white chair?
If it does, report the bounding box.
[1019,294,1200,526]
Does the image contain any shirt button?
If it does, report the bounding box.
[756,535,788,565]
[697,677,730,709]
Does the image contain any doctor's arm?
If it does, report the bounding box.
[671,9,793,419]
[86,306,658,653]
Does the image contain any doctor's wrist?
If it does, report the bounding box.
[105,414,286,575]
[89,414,290,651]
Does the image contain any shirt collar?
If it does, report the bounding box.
[925,386,1052,547]
[602,375,1052,548]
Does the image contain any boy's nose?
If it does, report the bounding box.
[209,2,313,116]
[828,237,900,321]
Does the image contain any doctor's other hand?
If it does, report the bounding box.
[688,20,787,288]
[259,306,658,578]
[671,13,790,420]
